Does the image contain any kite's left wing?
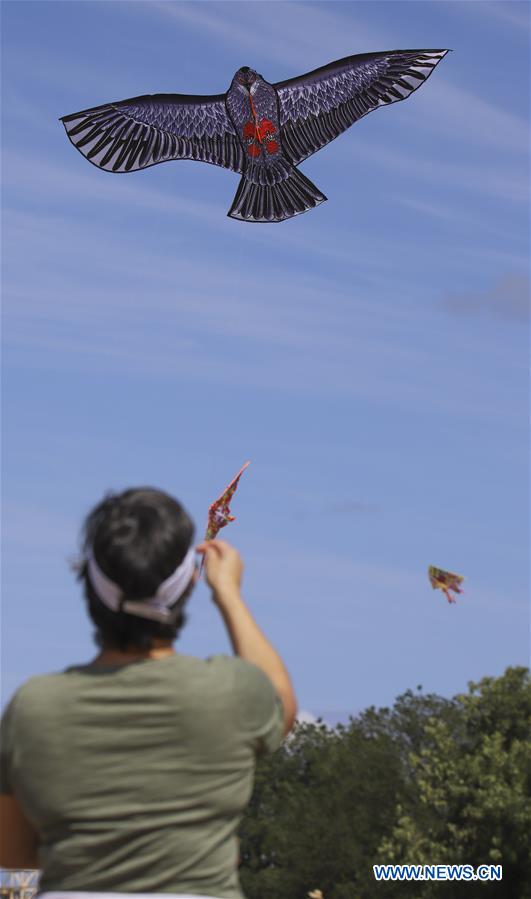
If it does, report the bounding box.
[61,93,245,174]
[275,49,449,165]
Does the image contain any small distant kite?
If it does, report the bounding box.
[428,566,464,604]
[60,49,448,222]
[204,461,250,543]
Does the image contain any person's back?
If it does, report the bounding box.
[5,655,282,898]
[0,487,297,899]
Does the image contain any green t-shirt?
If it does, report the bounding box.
[0,654,285,898]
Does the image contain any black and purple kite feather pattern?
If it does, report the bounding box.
[61,49,449,222]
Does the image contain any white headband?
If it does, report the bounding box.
[87,547,196,623]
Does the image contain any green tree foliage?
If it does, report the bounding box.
[379,667,531,899]
[239,668,530,899]
[240,717,404,899]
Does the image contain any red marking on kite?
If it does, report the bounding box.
[243,121,256,140]
[243,115,279,158]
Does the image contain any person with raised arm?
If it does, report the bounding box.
[0,487,297,899]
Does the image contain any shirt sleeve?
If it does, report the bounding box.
[232,658,285,756]
[0,696,16,794]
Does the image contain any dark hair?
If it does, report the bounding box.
[78,487,195,651]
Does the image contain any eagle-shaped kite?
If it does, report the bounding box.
[61,49,448,223]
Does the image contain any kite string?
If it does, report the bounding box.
[248,94,263,144]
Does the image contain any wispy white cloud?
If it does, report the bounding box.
[2,88,59,136]
[348,136,528,206]
[2,501,77,558]
[2,40,146,106]
[246,540,527,625]
[3,191,526,425]
[4,150,225,228]
[396,78,529,156]
[145,0,526,159]
[450,0,530,32]
[146,0,387,73]
[5,146,527,294]
[442,273,530,321]
[391,195,523,243]
[324,500,374,516]
[1,193,511,339]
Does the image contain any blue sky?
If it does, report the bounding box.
[1,0,529,721]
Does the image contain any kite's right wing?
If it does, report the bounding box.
[61,93,245,174]
[275,49,449,165]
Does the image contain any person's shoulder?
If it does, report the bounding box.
[196,656,283,751]
[4,672,72,718]
[167,652,234,675]
[229,659,285,752]
[220,658,281,719]
[182,654,277,703]
[204,654,274,689]
[160,652,243,685]
[227,656,274,688]
[182,652,252,675]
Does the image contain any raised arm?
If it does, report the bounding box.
[197,540,297,735]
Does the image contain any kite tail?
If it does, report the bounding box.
[228,166,327,223]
